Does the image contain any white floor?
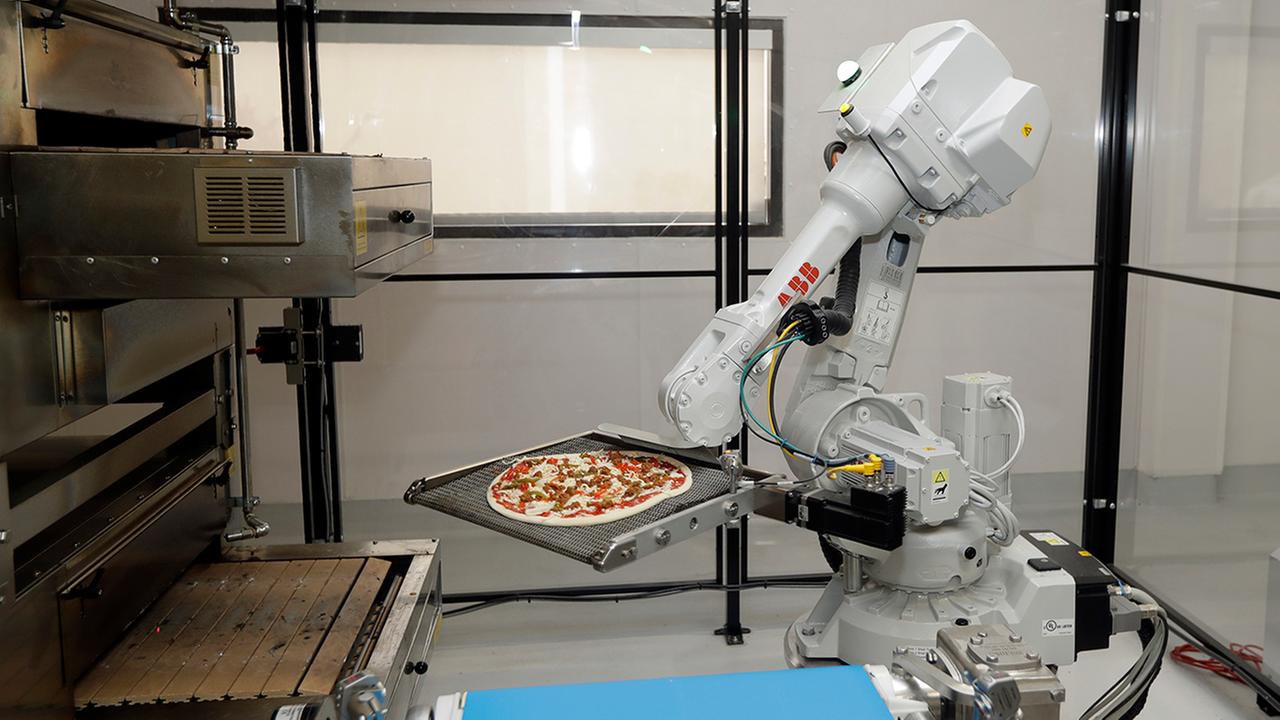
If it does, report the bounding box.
[245,499,1270,718]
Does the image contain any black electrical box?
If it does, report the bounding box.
[1023,530,1117,657]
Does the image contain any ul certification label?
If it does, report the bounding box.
[1041,618,1075,638]
[856,282,905,345]
[930,468,950,504]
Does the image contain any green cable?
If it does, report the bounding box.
[738,335,809,452]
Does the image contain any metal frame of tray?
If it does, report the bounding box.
[403,429,789,572]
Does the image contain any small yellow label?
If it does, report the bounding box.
[1022,123,1034,138]
[1078,550,1093,557]
[932,469,950,484]
[354,200,369,256]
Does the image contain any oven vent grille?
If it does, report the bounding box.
[195,168,300,245]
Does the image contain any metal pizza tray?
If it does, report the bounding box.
[403,429,779,572]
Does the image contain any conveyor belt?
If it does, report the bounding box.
[405,435,733,566]
[75,557,391,707]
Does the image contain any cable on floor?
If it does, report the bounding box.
[1171,640,1264,684]
[1168,622,1278,713]
[442,577,831,619]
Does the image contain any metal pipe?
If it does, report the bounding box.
[225,298,270,542]
[27,0,205,52]
[161,0,250,148]
[220,35,239,148]
[841,551,863,594]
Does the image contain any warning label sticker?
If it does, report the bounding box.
[930,468,950,504]
[1030,531,1069,547]
[354,200,369,256]
[1041,617,1075,637]
[856,282,905,345]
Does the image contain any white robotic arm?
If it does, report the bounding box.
[660,20,1050,449]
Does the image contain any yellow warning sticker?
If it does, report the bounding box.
[1078,550,1093,557]
[1022,123,1034,137]
[930,468,950,504]
[355,200,369,256]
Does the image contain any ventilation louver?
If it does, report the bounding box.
[195,167,300,245]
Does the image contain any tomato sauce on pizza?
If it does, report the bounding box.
[486,450,694,526]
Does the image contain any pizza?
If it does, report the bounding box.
[487,450,694,526]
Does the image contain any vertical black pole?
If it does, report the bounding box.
[305,0,342,541]
[713,1,723,316]
[739,1,750,318]
[711,0,725,592]
[278,0,343,542]
[275,1,293,151]
[714,1,748,645]
[1081,0,1140,563]
[737,0,751,601]
[306,0,323,150]
[724,7,740,320]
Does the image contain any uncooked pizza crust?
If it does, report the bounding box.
[486,450,693,527]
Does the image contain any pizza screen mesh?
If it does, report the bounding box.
[410,436,733,566]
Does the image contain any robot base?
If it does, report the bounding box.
[785,537,1079,668]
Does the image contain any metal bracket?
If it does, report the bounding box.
[592,484,774,571]
[892,650,977,703]
[229,494,261,509]
[52,309,76,405]
[32,0,70,29]
[253,306,363,386]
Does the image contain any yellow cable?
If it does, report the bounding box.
[826,453,882,480]
[769,321,803,459]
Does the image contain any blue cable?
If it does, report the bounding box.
[737,335,863,467]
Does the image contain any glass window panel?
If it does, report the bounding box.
[1130,0,1280,292]
[1117,275,1280,655]
[314,18,773,229]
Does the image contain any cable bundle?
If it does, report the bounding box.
[967,393,1026,547]
[1081,585,1168,720]
[737,322,867,477]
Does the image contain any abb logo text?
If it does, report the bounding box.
[776,262,820,307]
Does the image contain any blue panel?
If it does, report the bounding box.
[460,666,892,720]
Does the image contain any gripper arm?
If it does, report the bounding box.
[658,142,910,447]
[659,19,1051,449]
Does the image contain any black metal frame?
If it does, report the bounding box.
[1082,1,1280,706]
[1081,0,1140,566]
[713,0,751,646]
[277,0,344,543]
